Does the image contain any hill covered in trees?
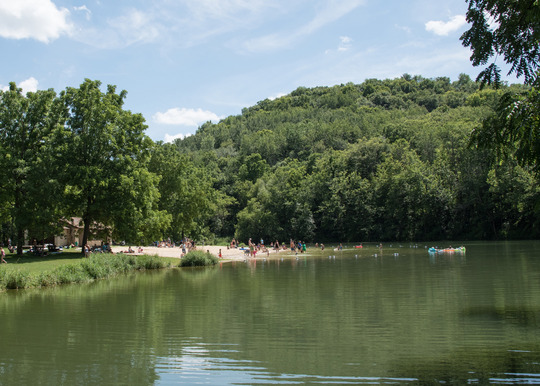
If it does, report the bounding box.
[1,75,538,247]
[166,74,539,242]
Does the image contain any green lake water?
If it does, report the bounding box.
[1,241,540,384]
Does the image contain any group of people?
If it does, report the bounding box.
[239,238,311,258]
[290,239,307,253]
[180,238,196,257]
[115,246,144,254]
[156,238,176,248]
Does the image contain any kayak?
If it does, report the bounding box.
[428,246,466,254]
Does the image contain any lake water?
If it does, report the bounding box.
[1,241,540,384]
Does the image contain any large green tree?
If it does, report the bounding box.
[149,142,226,241]
[0,83,63,254]
[462,0,540,173]
[52,79,168,247]
[461,0,539,85]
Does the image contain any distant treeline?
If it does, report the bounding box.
[1,75,538,247]
[171,74,539,242]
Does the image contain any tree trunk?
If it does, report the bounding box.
[81,194,93,252]
[16,228,24,256]
[82,214,90,252]
[15,183,23,255]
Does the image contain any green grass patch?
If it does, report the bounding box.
[179,250,218,267]
[1,248,86,274]
[0,251,174,291]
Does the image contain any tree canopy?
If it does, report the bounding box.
[173,75,539,242]
[462,0,540,174]
[0,83,62,253]
[461,0,540,86]
[1,74,538,248]
[52,79,170,246]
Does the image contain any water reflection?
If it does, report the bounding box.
[156,340,420,384]
[0,242,539,384]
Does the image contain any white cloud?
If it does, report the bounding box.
[299,0,365,35]
[181,0,272,21]
[153,107,221,126]
[1,77,39,94]
[243,0,365,53]
[269,92,287,100]
[68,5,163,49]
[164,133,192,143]
[425,15,466,36]
[74,5,91,21]
[338,36,352,51]
[0,0,72,43]
[109,8,161,45]
[153,0,278,48]
[395,24,412,35]
[19,77,39,94]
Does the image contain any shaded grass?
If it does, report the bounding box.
[0,251,177,291]
[1,248,87,274]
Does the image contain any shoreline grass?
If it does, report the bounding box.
[179,250,219,267]
[0,251,177,291]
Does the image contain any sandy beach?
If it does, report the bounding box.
[110,244,289,261]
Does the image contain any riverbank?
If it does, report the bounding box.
[110,245,289,261]
[0,252,173,291]
[0,245,291,291]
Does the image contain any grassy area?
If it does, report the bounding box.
[0,248,180,291]
[1,248,87,273]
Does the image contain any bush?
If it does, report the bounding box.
[37,272,58,287]
[0,253,170,291]
[1,270,34,289]
[134,254,169,270]
[179,250,218,267]
[54,264,89,284]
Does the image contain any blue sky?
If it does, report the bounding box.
[0,0,518,142]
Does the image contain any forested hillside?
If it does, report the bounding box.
[166,74,539,242]
[1,75,538,247]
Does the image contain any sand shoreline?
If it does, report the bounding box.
[110,245,290,261]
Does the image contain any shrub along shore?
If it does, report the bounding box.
[0,252,180,291]
[0,245,260,291]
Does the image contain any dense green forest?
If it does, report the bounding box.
[1,75,539,248]
[170,74,539,242]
